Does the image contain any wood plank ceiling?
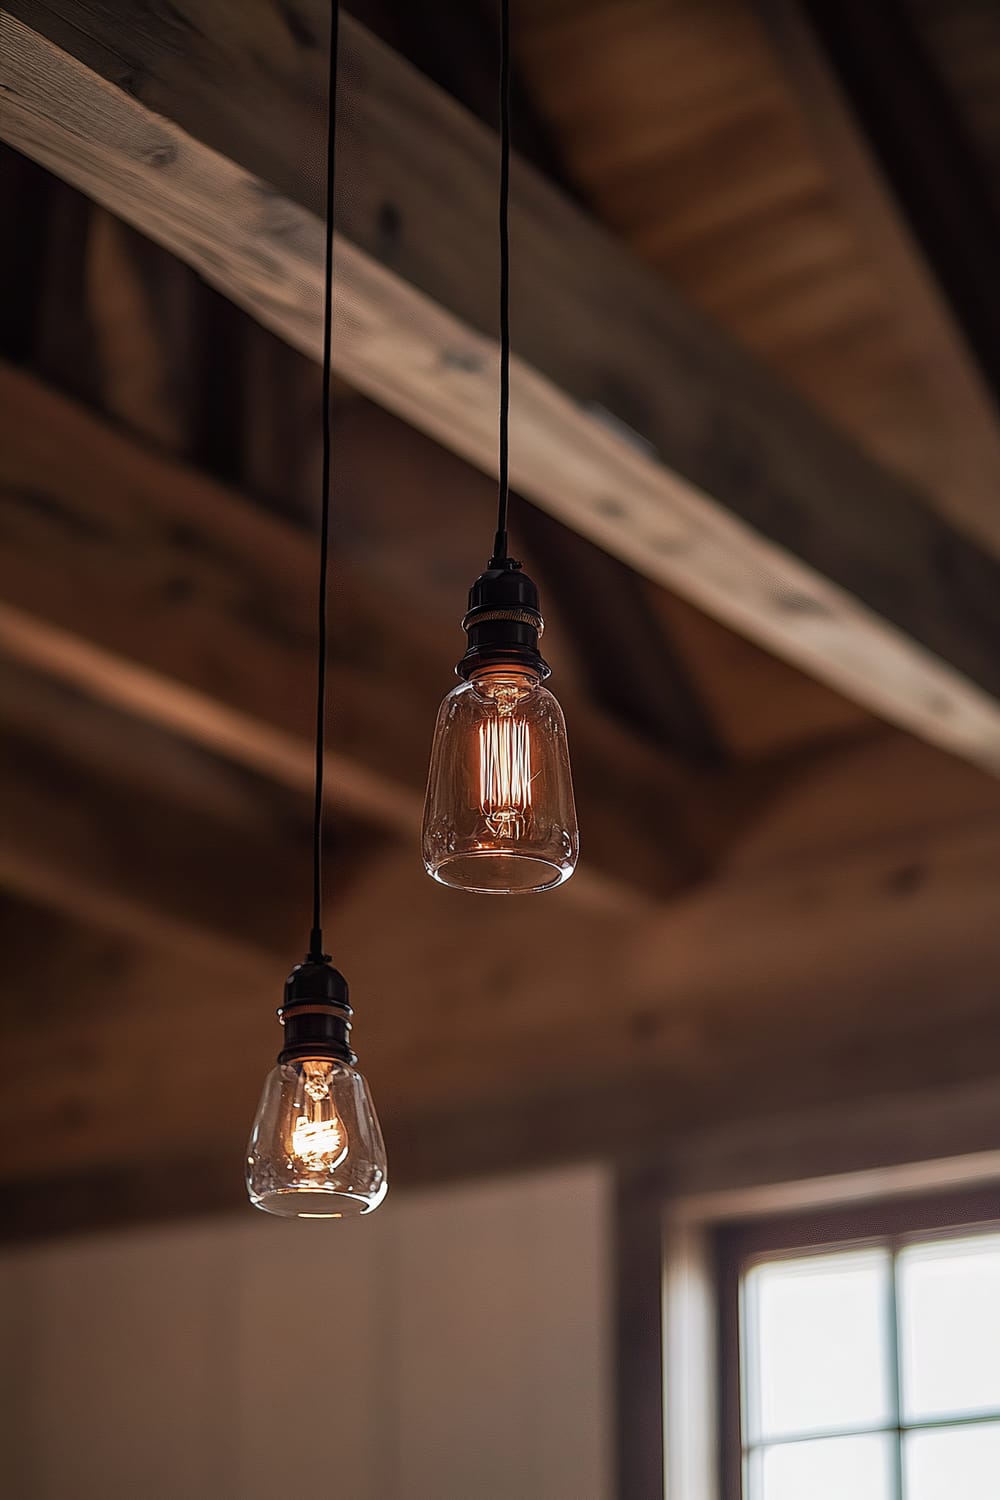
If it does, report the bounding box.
[517,0,1000,544]
[6,4,1000,766]
[1,0,1000,1234]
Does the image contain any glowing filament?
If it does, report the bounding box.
[292,1114,346,1168]
[479,713,532,839]
[290,1060,349,1170]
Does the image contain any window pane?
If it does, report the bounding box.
[899,1233,1000,1421]
[744,1249,891,1441]
[904,1421,1000,1500]
[749,1433,894,1500]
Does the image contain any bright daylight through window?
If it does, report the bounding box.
[740,1229,1000,1500]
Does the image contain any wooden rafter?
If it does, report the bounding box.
[4,8,1000,773]
[2,730,1000,1232]
[756,0,1000,549]
[0,659,384,967]
[0,360,714,907]
[797,0,1000,404]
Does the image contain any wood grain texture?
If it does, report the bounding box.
[520,0,1000,550]
[3,731,1000,1203]
[754,0,1000,548]
[0,658,387,966]
[6,10,1000,773]
[0,360,427,833]
[796,0,1000,405]
[0,361,712,906]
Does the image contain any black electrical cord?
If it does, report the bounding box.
[490,0,512,569]
[309,0,340,965]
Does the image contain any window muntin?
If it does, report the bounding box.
[729,1209,1000,1500]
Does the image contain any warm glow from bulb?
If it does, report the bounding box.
[421,666,578,893]
[291,1114,346,1167]
[288,1059,349,1170]
[478,683,532,839]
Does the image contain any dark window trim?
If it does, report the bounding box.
[714,1183,1000,1500]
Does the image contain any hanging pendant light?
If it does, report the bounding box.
[246,0,387,1218]
[421,0,579,895]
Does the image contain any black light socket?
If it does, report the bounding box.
[278,958,356,1064]
[456,559,550,680]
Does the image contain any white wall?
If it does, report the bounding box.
[0,1164,613,1500]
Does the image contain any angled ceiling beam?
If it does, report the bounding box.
[0,361,706,908]
[0,662,345,968]
[756,0,1000,547]
[794,0,1000,406]
[5,6,1000,775]
[5,732,1000,1234]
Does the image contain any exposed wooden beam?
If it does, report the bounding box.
[517,505,725,767]
[0,842,634,1183]
[0,361,706,906]
[795,0,1000,406]
[0,363,426,836]
[7,1073,999,1245]
[3,732,1000,1232]
[0,659,382,966]
[83,206,187,451]
[756,0,1000,550]
[5,9,1000,772]
[0,144,50,359]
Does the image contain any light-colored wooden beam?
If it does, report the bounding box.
[4,8,1000,773]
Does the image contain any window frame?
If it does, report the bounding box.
[714,1184,1000,1500]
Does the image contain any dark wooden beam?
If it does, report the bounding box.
[0,658,383,964]
[5,1071,999,1245]
[755,0,1000,549]
[0,144,51,361]
[798,0,1000,405]
[518,505,724,766]
[0,360,711,907]
[3,732,1000,1226]
[5,8,1000,772]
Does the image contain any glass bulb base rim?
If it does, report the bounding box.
[425,850,576,894]
[248,1183,386,1218]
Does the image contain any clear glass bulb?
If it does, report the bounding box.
[422,665,578,893]
[246,1056,387,1218]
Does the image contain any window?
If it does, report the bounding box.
[717,1188,1000,1500]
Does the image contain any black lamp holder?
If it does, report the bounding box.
[277,958,356,1065]
[457,558,550,681]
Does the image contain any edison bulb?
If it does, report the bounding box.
[246,1055,387,1218]
[422,665,578,893]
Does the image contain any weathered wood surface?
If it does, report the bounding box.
[520,0,1000,552]
[5,8,1000,772]
[2,730,1000,1221]
[755,0,1000,548]
[0,361,711,905]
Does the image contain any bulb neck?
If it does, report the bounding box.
[456,559,550,681]
[277,957,356,1065]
